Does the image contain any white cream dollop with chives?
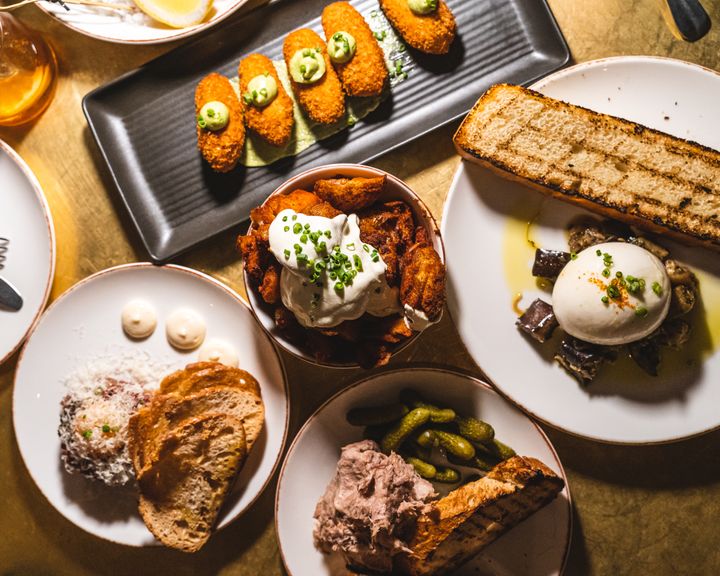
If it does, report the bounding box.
[268,209,402,328]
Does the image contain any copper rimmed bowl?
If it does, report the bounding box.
[242,163,445,368]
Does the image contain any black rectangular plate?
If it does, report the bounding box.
[83,0,569,263]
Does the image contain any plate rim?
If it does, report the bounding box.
[0,138,56,366]
[12,261,290,546]
[274,364,573,576]
[34,0,254,46]
[441,55,720,446]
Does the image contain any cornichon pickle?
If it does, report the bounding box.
[405,456,437,479]
[399,389,455,423]
[455,416,495,443]
[432,429,476,460]
[347,403,409,426]
[380,407,431,453]
[413,428,438,448]
[434,467,460,483]
[476,438,516,461]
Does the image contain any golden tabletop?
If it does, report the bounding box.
[2,0,720,574]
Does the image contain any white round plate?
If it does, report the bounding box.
[443,56,720,444]
[13,263,288,546]
[38,0,251,45]
[0,139,55,365]
[276,367,572,576]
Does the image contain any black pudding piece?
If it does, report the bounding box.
[531,249,571,280]
[554,337,618,386]
[516,299,558,343]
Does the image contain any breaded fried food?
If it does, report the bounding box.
[195,73,245,173]
[314,175,386,212]
[379,0,456,55]
[358,200,416,286]
[322,2,389,97]
[401,242,445,321]
[238,53,294,147]
[283,29,345,124]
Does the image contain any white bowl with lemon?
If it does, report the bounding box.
[38,0,253,44]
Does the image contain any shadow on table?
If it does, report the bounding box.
[545,426,720,490]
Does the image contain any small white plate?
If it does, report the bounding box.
[38,0,252,45]
[276,367,571,576]
[442,56,720,444]
[13,263,288,546]
[0,139,55,365]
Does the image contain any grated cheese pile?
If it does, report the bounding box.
[58,351,171,486]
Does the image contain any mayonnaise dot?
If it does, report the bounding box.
[121,300,157,339]
[198,339,239,367]
[166,308,206,350]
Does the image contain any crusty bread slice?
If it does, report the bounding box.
[159,362,261,398]
[398,455,565,576]
[129,386,265,475]
[454,84,720,250]
[137,413,247,553]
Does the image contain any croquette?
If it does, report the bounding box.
[379,0,456,55]
[321,2,388,97]
[238,53,295,147]
[283,29,345,125]
[195,73,245,173]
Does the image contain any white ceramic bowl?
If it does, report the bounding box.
[243,163,445,368]
[276,366,572,576]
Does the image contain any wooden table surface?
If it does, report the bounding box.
[2,1,720,574]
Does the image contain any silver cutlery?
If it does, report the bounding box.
[0,237,22,311]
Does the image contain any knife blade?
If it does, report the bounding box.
[0,276,23,311]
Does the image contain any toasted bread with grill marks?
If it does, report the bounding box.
[398,455,565,576]
[137,414,247,553]
[454,84,720,251]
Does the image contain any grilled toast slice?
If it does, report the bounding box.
[128,385,264,475]
[137,414,247,553]
[454,84,720,250]
[159,362,261,398]
[398,455,565,575]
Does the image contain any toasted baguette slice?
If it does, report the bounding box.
[138,414,247,553]
[398,456,564,576]
[454,84,720,250]
[159,362,261,398]
[128,385,264,475]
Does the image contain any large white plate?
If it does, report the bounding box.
[442,56,720,444]
[13,263,289,546]
[38,0,252,45]
[0,139,55,365]
[276,367,572,576]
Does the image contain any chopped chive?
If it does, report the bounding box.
[601,295,609,304]
[570,252,577,260]
[652,281,662,296]
[293,223,302,234]
[284,249,290,259]
[102,424,111,433]
[635,306,648,317]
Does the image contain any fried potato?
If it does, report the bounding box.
[251,189,324,241]
[314,175,386,212]
[195,73,245,173]
[283,29,345,124]
[358,200,416,285]
[322,2,389,97]
[379,0,456,55]
[238,53,294,147]
[400,242,445,321]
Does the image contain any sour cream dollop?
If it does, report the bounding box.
[552,242,671,346]
[121,299,157,339]
[166,308,206,350]
[198,338,239,367]
[268,209,402,328]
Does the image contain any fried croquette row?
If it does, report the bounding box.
[196,0,456,171]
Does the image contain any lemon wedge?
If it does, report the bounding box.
[133,0,213,28]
